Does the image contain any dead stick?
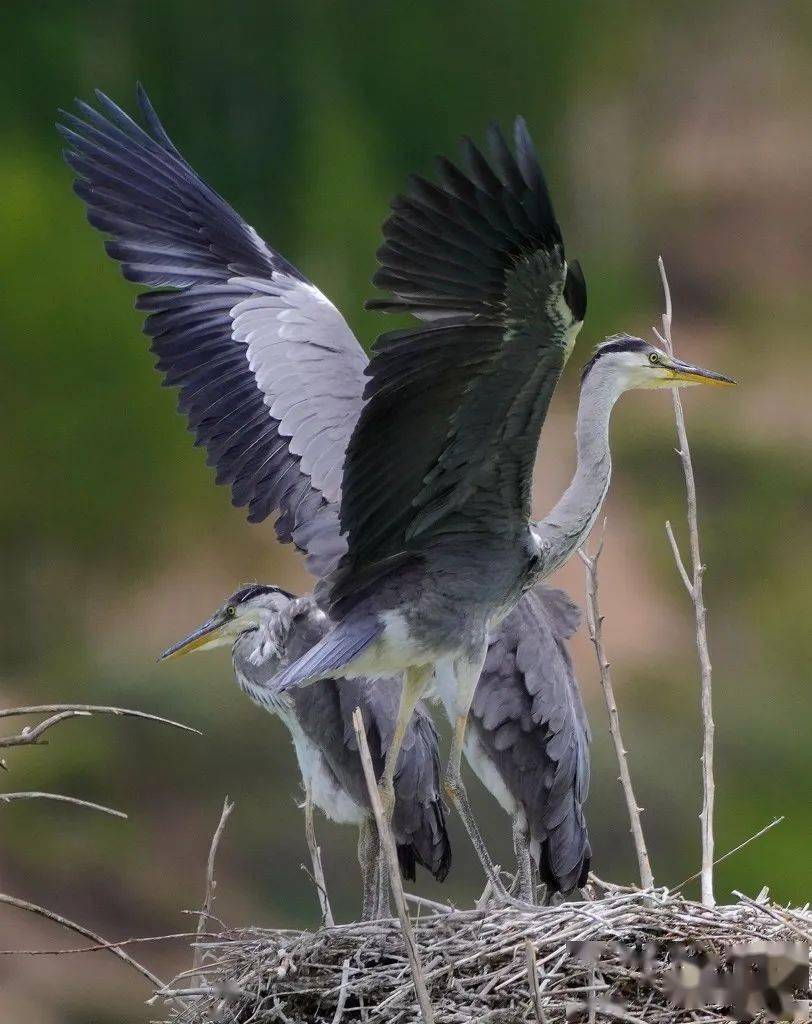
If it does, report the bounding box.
[579,530,654,890]
[193,796,234,978]
[674,816,784,889]
[0,892,165,990]
[525,939,548,1024]
[351,706,434,1023]
[0,791,127,818]
[655,255,716,907]
[303,786,334,927]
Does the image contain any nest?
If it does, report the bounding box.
[160,883,811,1024]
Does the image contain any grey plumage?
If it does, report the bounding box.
[61,88,623,902]
[460,587,590,893]
[230,591,450,882]
[58,86,363,577]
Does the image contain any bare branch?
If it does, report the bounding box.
[193,796,234,979]
[578,530,654,890]
[331,958,351,1024]
[657,255,716,907]
[525,939,548,1024]
[0,892,165,989]
[664,521,693,596]
[0,791,127,819]
[303,786,334,927]
[0,704,200,750]
[352,706,435,1023]
[674,816,784,889]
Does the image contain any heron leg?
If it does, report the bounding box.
[304,785,334,927]
[444,647,516,904]
[358,817,380,921]
[512,814,535,903]
[378,663,433,823]
[373,664,432,919]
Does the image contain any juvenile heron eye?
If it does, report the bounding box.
[226,605,236,618]
[648,352,660,364]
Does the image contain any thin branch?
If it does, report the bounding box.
[0,892,165,989]
[0,791,126,818]
[578,530,654,890]
[0,930,205,956]
[525,939,548,1024]
[331,958,351,1024]
[673,816,784,889]
[664,521,693,596]
[352,706,434,1024]
[193,796,234,979]
[0,704,200,750]
[657,255,716,907]
[303,786,334,927]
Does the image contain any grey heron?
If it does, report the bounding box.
[160,584,450,918]
[267,119,735,900]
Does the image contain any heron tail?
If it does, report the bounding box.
[273,616,382,691]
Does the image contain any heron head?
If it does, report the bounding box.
[159,584,296,661]
[581,335,736,393]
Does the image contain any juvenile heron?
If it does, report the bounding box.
[160,584,450,918]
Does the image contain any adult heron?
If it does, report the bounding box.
[160,584,450,918]
[268,119,734,899]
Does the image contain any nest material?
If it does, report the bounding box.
[163,886,811,1024]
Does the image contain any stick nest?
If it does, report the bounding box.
[162,885,811,1024]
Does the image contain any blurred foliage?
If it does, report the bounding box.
[1,2,810,1020]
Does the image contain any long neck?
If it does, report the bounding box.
[534,368,622,575]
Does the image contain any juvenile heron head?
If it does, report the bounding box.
[159,584,295,660]
[581,336,736,392]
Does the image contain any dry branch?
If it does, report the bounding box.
[193,796,234,979]
[0,703,200,754]
[0,892,165,990]
[0,791,126,818]
[654,256,717,907]
[352,706,435,1024]
[578,532,654,891]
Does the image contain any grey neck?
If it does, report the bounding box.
[533,366,623,575]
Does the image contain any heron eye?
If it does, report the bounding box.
[226,605,236,618]
[649,352,660,364]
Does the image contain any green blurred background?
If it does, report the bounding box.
[1,2,810,1019]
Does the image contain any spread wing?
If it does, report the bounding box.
[59,87,367,576]
[472,586,591,892]
[333,118,586,600]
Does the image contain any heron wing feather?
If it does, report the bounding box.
[333,120,586,603]
[471,586,591,892]
[60,87,367,577]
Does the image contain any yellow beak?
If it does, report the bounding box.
[159,616,225,661]
[665,357,736,387]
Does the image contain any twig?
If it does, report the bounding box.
[194,796,234,979]
[732,890,812,943]
[525,939,548,1024]
[0,892,165,989]
[404,893,454,915]
[0,791,126,818]
[657,255,716,907]
[673,816,784,889]
[303,786,334,927]
[352,706,435,1023]
[331,958,351,1024]
[0,704,200,750]
[578,531,654,891]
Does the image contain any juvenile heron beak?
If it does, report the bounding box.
[159,616,225,661]
[664,357,736,387]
